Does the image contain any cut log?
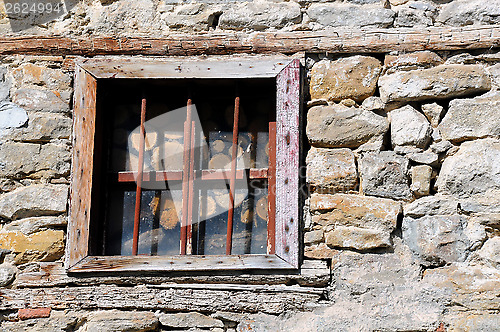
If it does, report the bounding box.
[160,196,181,230]
[256,196,268,221]
[209,153,232,169]
[200,195,217,219]
[130,131,157,152]
[213,189,247,209]
[212,139,227,153]
[151,141,185,171]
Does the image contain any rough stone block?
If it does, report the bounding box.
[306,104,389,148]
[306,147,358,194]
[1,310,82,332]
[378,65,491,103]
[384,51,443,74]
[307,3,395,28]
[390,104,432,148]
[478,237,500,269]
[309,56,382,103]
[0,65,10,101]
[1,216,67,235]
[0,229,65,264]
[304,242,338,259]
[1,112,72,142]
[393,1,437,28]
[0,102,28,129]
[0,142,71,178]
[163,4,223,31]
[12,63,71,93]
[0,184,68,220]
[359,151,411,200]
[438,91,500,143]
[12,88,70,113]
[408,150,439,166]
[403,215,474,266]
[438,0,500,26]
[436,138,500,197]
[0,263,17,287]
[326,226,391,250]
[304,230,324,245]
[410,165,432,197]
[421,102,445,128]
[403,195,459,218]
[158,312,224,329]
[86,310,159,332]
[219,1,301,30]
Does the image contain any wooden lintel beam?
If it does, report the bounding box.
[1,25,499,56]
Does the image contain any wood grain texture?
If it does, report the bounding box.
[0,284,324,314]
[275,59,301,269]
[65,66,97,269]
[14,260,330,288]
[1,26,499,56]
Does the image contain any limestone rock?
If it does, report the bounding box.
[403,215,471,266]
[410,165,432,197]
[86,310,159,332]
[310,193,401,233]
[390,105,432,148]
[488,63,500,88]
[438,91,500,142]
[0,263,17,287]
[12,88,69,113]
[384,51,443,74]
[450,314,500,332]
[430,140,453,154]
[1,112,72,142]
[307,105,389,148]
[438,0,500,26]
[0,229,65,264]
[361,96,384,111]
[304,230,324,245]
[0,102,28,129]
[309,56,382,103]
[436,138,500,197]
[1,310,82,332]
[2,216,67,235]
[306,147,358,194]
[359,151,411,200]
[219,1,301,30]
[0,184,68,220]
[237,313,280,332]
[459,190,500,214]
[158,312,224,328]
[0,142,71,178]
[378,65,491,103]
[421,102,445,127]
[326,226,391,250]
[403,195,459,217]
[12,63,71,94]
[478,237,500,268]
[408,150,439,166]
[307,3,395,28]
[393,1,437,28]
[163,4,223,31]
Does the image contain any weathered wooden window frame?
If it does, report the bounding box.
[65,56,302,273]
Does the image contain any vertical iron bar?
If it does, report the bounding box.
[132,97,147,256]
[180,99,192,255]
[267,122,277,255]
[226,96,240,255]
[186,120,196,254]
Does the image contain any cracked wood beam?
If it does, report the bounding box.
[0,25,499,56]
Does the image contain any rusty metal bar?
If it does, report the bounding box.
[132,97,147,256]
[267,122,277,255]
[180,99,192,255]
[226,96,240,255]
[186,120,196,255]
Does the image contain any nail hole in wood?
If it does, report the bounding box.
[285,133,290,145]
[284,178,288,185]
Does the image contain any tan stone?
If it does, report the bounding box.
[384,51,443,73]
[310,56,382,103]
[411,165,432,197]
[304,243,339,259]
[304,229,324,245]
[0,229,65,264]
[310,193,401,232]
[326,226,391,250]
[306,147,358,194]
[12,63,71,92]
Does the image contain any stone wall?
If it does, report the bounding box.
[1,0,500,331]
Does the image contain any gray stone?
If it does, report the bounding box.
[438,91,500,143]
[459,190,500,214]
[359,151,412,200]
[1,112,72,142]
[408,150,438,167]
[0,263,17,287]
[488,63,500,88]
[477,237,500,269]
[1,310,82,332]
[2,216,67,235]
[237,313,280,332]
[12,88,70,113]
[12,63,72,95]
[438,0,500,26]
[307,3,395,28]
[0,66,10,101]
[430,140,453,154]
[436,138,500,197]
[86,310,158,332]
[326,226,391,250]
[361,96,384,111]
[219,1,301,30]
[393,145,423,155]
[307,105,389,148]
[384,51,443,74]
[410,165,432,197]
[158,312,224,328]
[393,1,437,28]
[304,230,324,245]
[451,314,500,332]
[0,142,71,178]
[390,105,432,149]
[378,65,491,103]
[309,56,382,103]
[0,184,68,220]
[403,195,459,217]
[403,215,472,266]
[421,102,445,127]
[0,102,28,129]
[163,4,224,31]
[306,147,358,194]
